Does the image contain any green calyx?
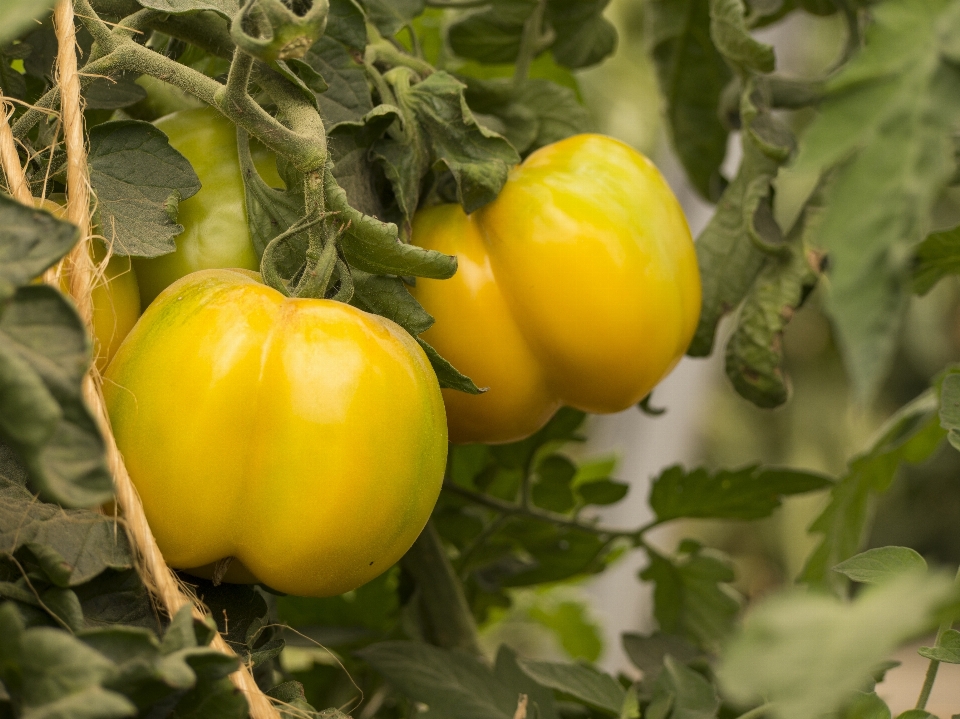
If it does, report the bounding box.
[230,0,330,63]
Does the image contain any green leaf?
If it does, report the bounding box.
[188,580,272,657]
[516,658,625,715]
[0,286,113,508]
[918,628,960,664]
[532,454,577,513]
[686,115,785,357]
[304,37,373,127]
[709,0,775,72]
[384,71,519,215]
[0,448,132,586]
[82,74,147,111]
[801,390,945,591]
[88,120,201,258]
[833,547,927,585]
[0,195,77,302]
[417,338,482,394]
[327,0,367,49]
[0,602,137,718]
[895,712,936,719]
[649,465,831,522]
[324,166,458,279]
[328,104,399,217]
[646,656,719,719]
[723,185,822,408]
[503,408,586,467]
[718,572,957,719]
[277,566,399,636]
[358,641,559,719]
[840,693,892,719]
[640,542,739,653]
[463,77,592,155]
[350,272,433,337]
[647,0,731,199]
[577,480,629,506]
[912,225,960,295]
[499,523,607,587]
[447,0,616,70]
[545,0,618,69]
[447,2,534,65]
[793,0,960,401]
[621,633,702,690]
[0,0,57,46]
[132,0,238,16]
[237,135,303,261]
[363,0,426,37]
[74,569,157,632]
[939,372,960,452]
[527,600,603,662]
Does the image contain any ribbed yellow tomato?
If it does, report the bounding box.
[411,134,701,444]
[132,107,284,306]
[104,269,448,597]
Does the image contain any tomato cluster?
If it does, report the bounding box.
[91,111,700,596]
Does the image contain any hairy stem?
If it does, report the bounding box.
[400,522,482,655]
[513,0,548,85]
[442,482,659,543]
[916,566,960,710]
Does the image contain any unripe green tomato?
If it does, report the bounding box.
[132,107,284,306]
[411,134,701,444]
[104,268,448,597]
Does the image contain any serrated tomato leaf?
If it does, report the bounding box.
[641,542,740,653]
[802,390,945,591]
[793,0,960,402]
[647,0,731,200]
[0,285,112,507]
[649,465,831,522]
[88,120,201,258]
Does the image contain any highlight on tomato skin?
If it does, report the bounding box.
[411,133,702,445]
[103,268,449,598]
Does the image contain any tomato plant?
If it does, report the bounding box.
[3,1,960,719]
[412,134,700,443]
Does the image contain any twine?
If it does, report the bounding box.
[0,92,31,204]
[26,3,283,717]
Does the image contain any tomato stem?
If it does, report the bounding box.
[400,522,482,655]
[512,0,549,86]
[915,565,960,710]
[443,481,662,545]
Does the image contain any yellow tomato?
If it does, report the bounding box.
[103,268,448,597]
[86,252,141,372]
[411,134,701,444]
[132,107,284,306]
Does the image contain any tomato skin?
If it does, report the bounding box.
[132,108,283,306]
[412,134,701,444]
[103,269,448,597]
[88,253,141,372]
[410,206,560,443]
